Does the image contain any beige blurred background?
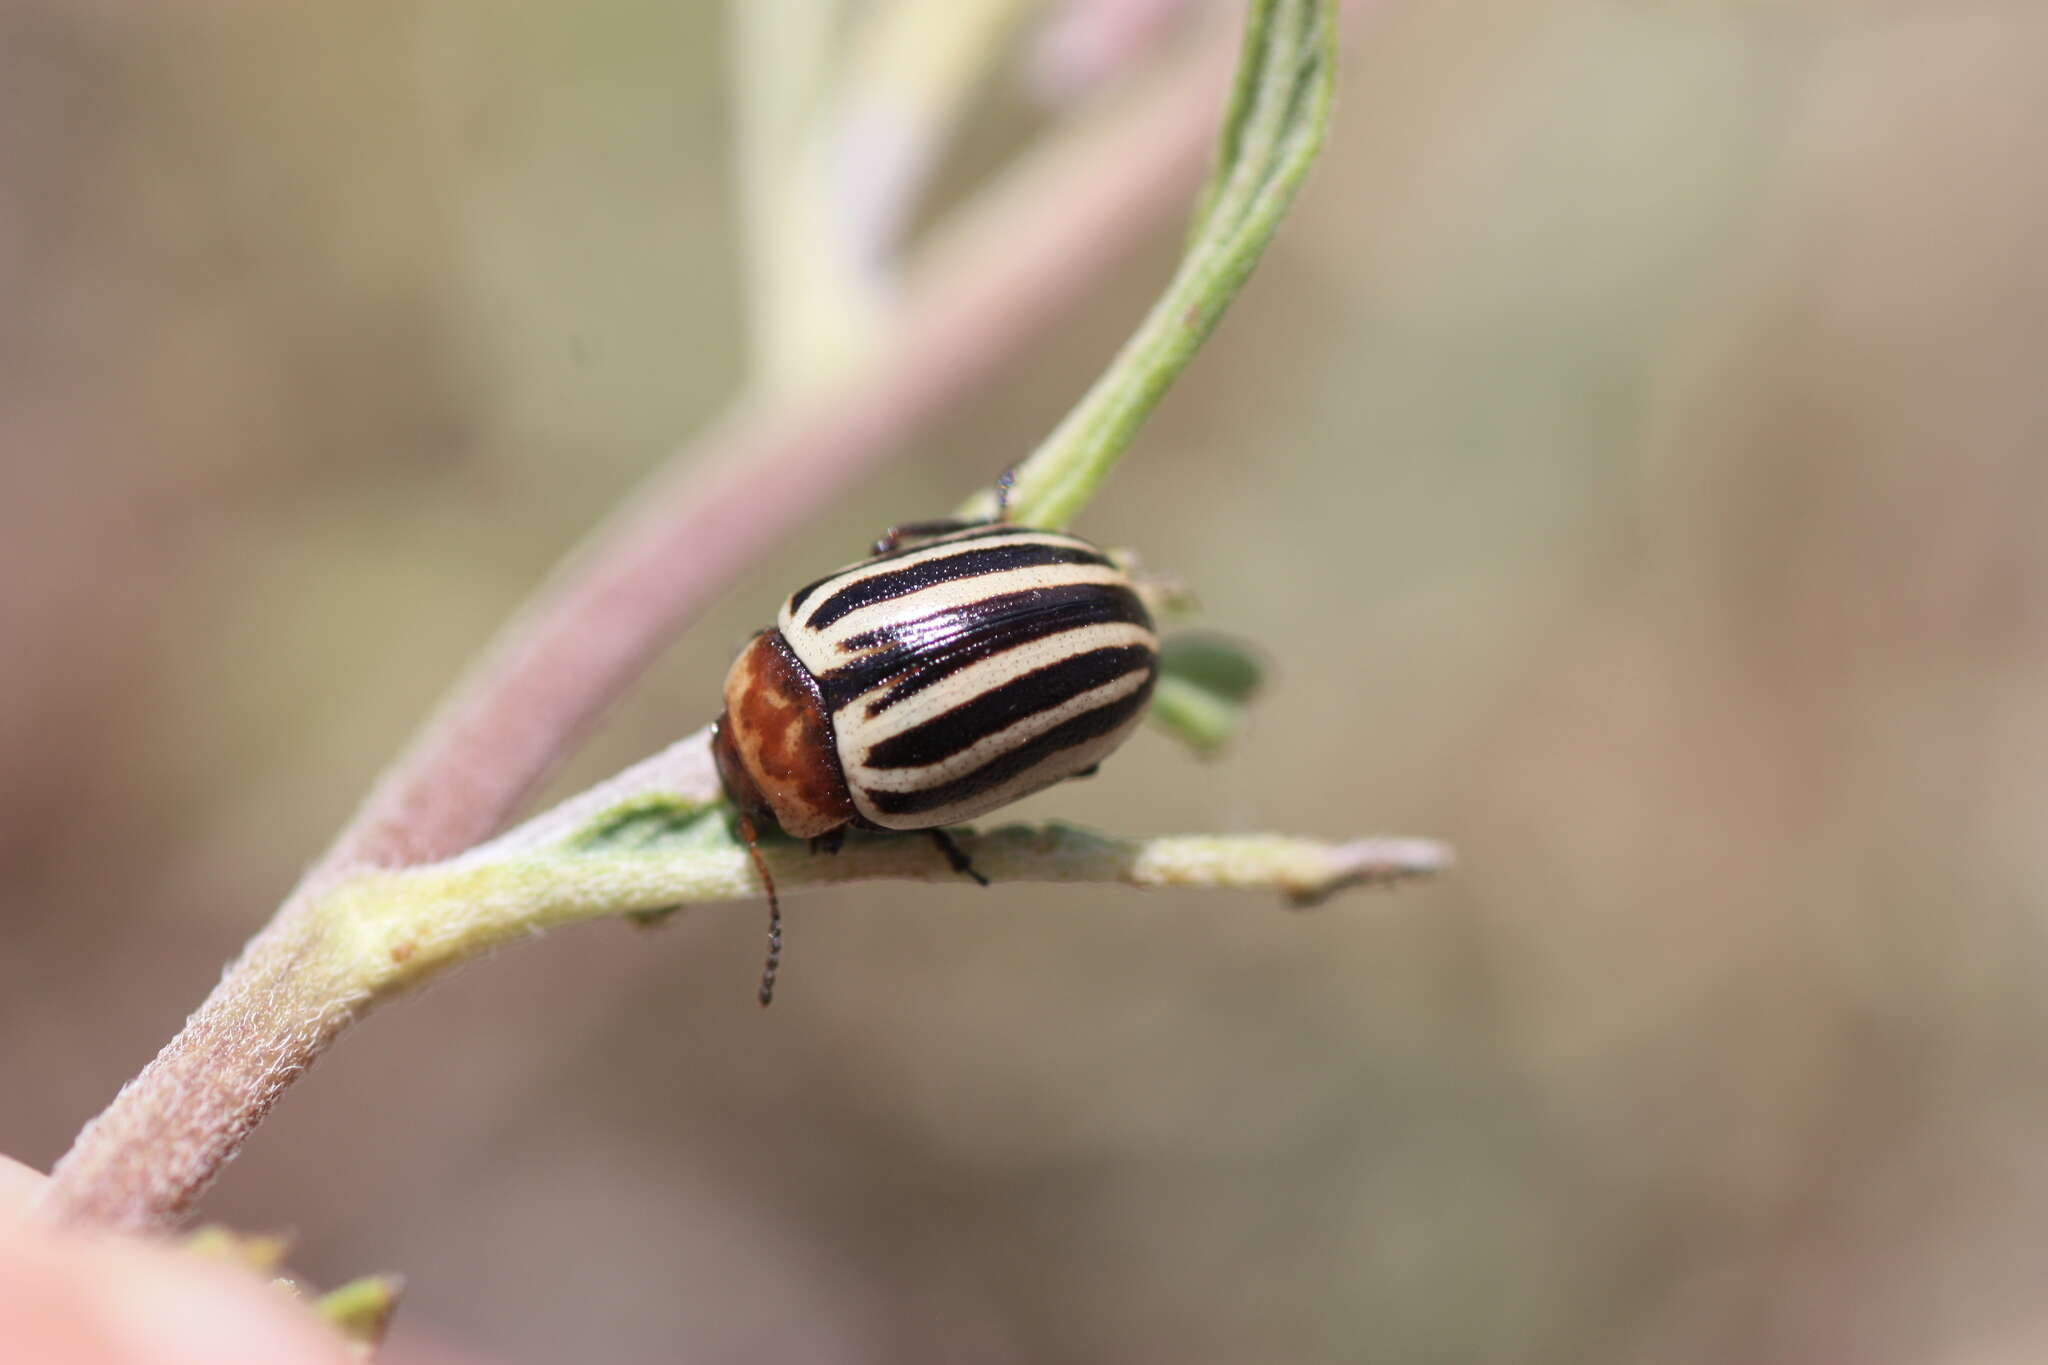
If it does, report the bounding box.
[6,1,2048,1361]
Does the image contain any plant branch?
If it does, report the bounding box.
[320,10,1274,881]
[39,0,1388,1235]
[961,0,1338,528]
[728,0,862,387]
[832,0,1036,279]
[99,731,1452,1134]
[320,733,1450,1002]
[42,725,1446,1234]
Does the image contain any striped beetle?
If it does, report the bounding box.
[713,481,1159,1005]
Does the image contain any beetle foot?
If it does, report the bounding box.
[927,827,989,886]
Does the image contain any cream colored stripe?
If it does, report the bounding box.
[850,704,1149,830]
[812,562,1131,651]
[851,667,1150,792]
[846,620,1155,745]
[779,530,1087,625]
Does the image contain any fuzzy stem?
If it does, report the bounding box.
[39,0,1369,1234]
[42,728,1445,1232]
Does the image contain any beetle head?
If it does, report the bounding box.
[713,630,855,840]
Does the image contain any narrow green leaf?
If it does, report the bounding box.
[299,729,1447,1007]
[960,0,1338,528]
[1159,633,1264,703]
[1148,674,1245,756]
[1148,633,1266,755]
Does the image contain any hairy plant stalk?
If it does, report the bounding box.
[39,0,1389,1235]
[47,731,1447,1232]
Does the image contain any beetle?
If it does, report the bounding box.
[712,483,1159,1006]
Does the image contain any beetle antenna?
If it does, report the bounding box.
[737,816,782,1007]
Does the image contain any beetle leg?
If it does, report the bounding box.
[927,827,989,887]
[870,467,1018,554]
[809,827,845,856]
[871,519,981,556]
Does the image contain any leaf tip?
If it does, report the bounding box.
[1287,836,1455,908]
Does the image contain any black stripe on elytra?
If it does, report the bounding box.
[862,677,1155,817]
[817,584,1152,713]
[803,541,1114,632]
[784,524,1028,617]
[861,644,1155,770]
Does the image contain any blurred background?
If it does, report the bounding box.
[6,0,2048,1361]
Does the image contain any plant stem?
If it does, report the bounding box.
[37,5,1359,1235]
[963,0,1339,528]
[729,0,859,388]
[42,731,1446,1232]
[323,14,1263,878]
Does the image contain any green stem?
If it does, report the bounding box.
[960,0,1337,528]
[326,818,1447,1001]
[306,724,1447,1004]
